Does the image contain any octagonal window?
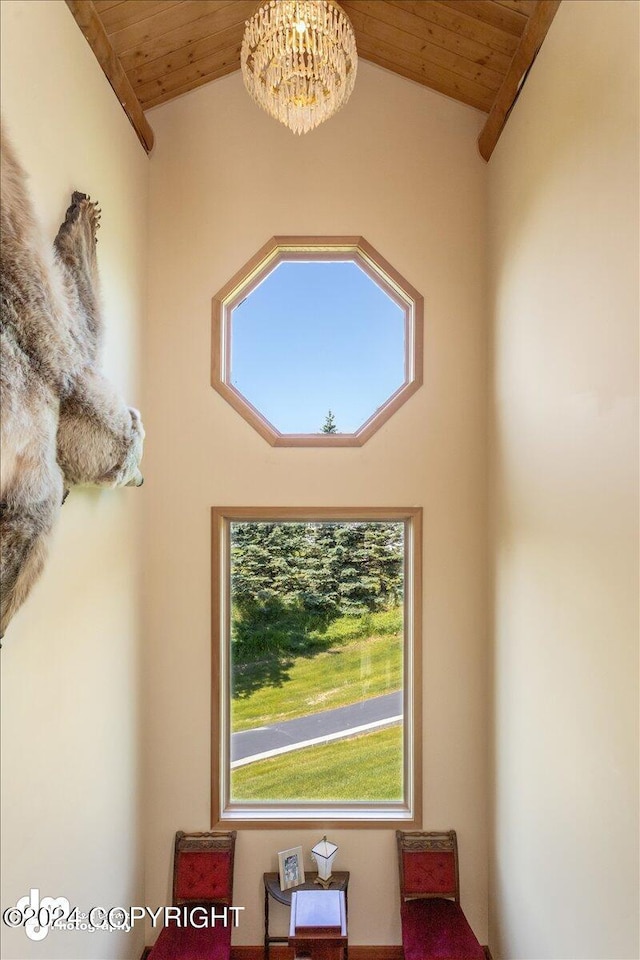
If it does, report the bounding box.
[212,238,423,446]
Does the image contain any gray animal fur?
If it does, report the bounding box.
[0,125,144,638]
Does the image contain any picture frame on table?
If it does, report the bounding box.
[278,845,305,891]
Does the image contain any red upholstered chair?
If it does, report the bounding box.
[148,830,237,960]
[396,830,484,960]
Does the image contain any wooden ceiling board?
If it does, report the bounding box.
[108,1,234,56]
[67,0,560,159]
[93,0,124,11]
[439,0,528,36]
[117,1,254,74]
[342,8,500,105]
[143,59,239,109]
[495,1,538,16]
[97,1,181,33]
[341,1,511,76]
[128,19,244,88]
[342,0,512,76]
[136,38,242,106]
[386,2,520,59]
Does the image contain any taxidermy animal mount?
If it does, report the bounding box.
[0,124,145,640]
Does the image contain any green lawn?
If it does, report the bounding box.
[231,608,403,732]
[231,725,403,801]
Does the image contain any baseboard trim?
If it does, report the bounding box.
[144,944,492,959]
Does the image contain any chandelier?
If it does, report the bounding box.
[241,0,358,135]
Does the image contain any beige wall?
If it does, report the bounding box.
[487,2,639,958]
[143,62,488,946]
[0,3,148,959]
[5,3,635,955]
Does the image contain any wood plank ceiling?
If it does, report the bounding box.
[68,0,561,158]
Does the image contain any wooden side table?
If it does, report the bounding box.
[263,871,350,960]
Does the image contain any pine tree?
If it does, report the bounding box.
[231,520,403,612]
[321,410,337,433]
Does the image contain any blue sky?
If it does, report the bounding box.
[230,260,406,434]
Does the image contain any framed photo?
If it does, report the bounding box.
[278,845,305,891]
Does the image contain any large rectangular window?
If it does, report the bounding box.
[212,507,422,827]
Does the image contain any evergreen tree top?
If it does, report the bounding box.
[322,410,337,433]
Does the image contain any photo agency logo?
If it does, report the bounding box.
[2,890,70,941]
[2,889,245,941]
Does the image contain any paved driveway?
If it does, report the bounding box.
[231,690,403,765]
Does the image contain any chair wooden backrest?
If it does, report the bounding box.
[396,830,460,904]
[172,830,237,907]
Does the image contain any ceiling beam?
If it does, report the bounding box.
[65,0,155,153]
[477,0,561,161]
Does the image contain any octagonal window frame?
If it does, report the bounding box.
[211,236,424,447]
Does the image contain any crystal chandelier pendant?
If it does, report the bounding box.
[241,0,358,135]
